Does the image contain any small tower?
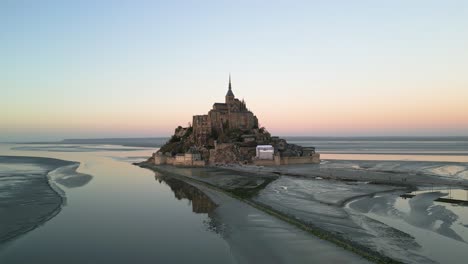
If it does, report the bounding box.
[225,74,235,103]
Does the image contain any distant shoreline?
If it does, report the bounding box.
[5,135,468,145]
[8,138,170,148]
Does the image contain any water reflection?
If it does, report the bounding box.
[154,172,217,214]
[0,145,235,264]
[350,192,467,242]
[405,192,463,242]
[409,188,468,202]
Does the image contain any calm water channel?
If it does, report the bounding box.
[0,144,234,264]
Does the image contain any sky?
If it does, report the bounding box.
[1,0,468,141]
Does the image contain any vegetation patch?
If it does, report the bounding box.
[227,177,276,199]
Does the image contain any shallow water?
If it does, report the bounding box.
[254,176,441,263]
[286,137,468,155]
[0,143,371,263]
[0,156,73,244]
[319,159,468,180]
[3,139,468,263]
[248,158,468,263]
[347,190,468,263]
[0,144,233,264]
[286,137,468,162]
[322,153,468,162]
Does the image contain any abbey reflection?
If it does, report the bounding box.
[154,172,217,214]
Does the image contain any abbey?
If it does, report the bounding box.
[151,76,320,166]
[192,76,258,145]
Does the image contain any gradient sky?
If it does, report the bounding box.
[2,0,468,141]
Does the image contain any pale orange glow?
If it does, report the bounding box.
[2,76,468,139]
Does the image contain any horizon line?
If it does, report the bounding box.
[3,135,468,144]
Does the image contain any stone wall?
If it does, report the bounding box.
[278,153,320,165]
[208,109,228,134]
[153,153,206,167]
[192,160,206,167]
[155,146,319,167]
[193,115,211,145]
[166,157,175,165]
[206,97,258,136]
[208,143,241,165]
[228,111,258,131]
[253,153,320,166]
[154,154,167,165]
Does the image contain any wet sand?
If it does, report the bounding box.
[226,161,468,188]
[227,161,468,263]
[142,160,468,263]
[347,191,468,264]
[0,156,91,244]
[253,176,436,263]
[149,168,370,263]
[4,141,466,263]
[141,164,395,262]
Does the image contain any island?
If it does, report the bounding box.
[149,76,320,167]
[136,78,468,263]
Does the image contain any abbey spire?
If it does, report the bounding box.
[226,74,234,97]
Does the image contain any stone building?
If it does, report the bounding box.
[152,75,320,166]
[192,76,258,145]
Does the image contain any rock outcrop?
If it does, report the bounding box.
[152,77,319,165]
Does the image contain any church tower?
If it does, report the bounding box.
[225,74,235,104]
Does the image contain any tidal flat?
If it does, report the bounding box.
[153,171,369,263]
[0,156,91,244]
[2,142,468,263]
[141,160,468,264]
